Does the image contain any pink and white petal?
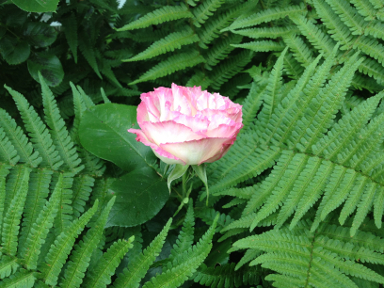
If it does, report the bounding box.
[205,123,243,138]
[170,84,192,116]
[140,121,204,145]
[203,142,233,163]
[170,112,210,133]
[127,128,184,164]
[159,137,234,165]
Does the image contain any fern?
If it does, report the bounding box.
[82,237,134,288]
[0,128,19,166]
[1,166,31,256]
[19,174,62,270]
[116,4,193,31]
[233,219,384,288]
[193,0,225,27]
[129,50,205,85]
[0,109,41,168]
[124,28,199,62]
[59,197,115,288]
[225,4,305,31]
[194,263,261,288]
[40,73,83,174]
[113,218,172,288]
[4,85,63,170]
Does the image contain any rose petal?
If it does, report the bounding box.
[127,128,184,164]
[140,121,204,145]
[205,122,243,138]
[160,137,235,165]
[170,112,210,133]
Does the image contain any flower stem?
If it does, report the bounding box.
[182,170,188,199]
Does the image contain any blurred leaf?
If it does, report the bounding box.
[23,22,58,47]
[106,167,169,227]
[0,36,30,65]
[27,52,64,87]
[79,103,157,172]
[11,0,59,12]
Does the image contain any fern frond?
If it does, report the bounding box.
[233,26,300,39]
[257,47,288,128]
[124,28,199,62]
[0,255,18,279]
[0,268,36,288]
[1,166,31,256]
[289,13,336,57]
[205,34,242,68]
[194,263,261,288]
[83,237,134,288]
[0,108,41,167]
[0,128,19,166]
[259,53,322,145]
[282,33,315,67]
[294,52,363,152]
[0,164,11,241]
[325,0,367,35]
[231,40,285,52]
[40,74,82,174]
[129,50,205,85]
[54,172,74,235]
[225,4,305,31]
[59,197,116,288]
[365,21,384,40]
[234,220,384,288]
[358,57,384,84]
[210,144,280,195]
[40,200,99,286]
[186,71,211,90]
[170,201,195,259]
[209,50,253,90]
[192,0,225,27]
[143,215,218,288]
[235,249,262,270]
[5,85,63,170]
[350,0,377,20]
[19,173,62,270]
[283,53,304,79]
[116,4,193,31]
[72,175,95,219]
[312,0,354,50]
[198,0,259,45]
[312,92,383,160]
[250,151,308,231]
[353,36,384,65]
[18,168,52,250]
[113,218,172,288]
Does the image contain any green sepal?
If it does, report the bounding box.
[192,165,209,205]
[167,164,189,194]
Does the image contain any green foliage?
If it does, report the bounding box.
[1,0,384,287]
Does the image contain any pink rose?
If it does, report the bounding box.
[128,83,243,166]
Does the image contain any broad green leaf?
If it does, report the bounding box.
[23,22,58,47]
[79,103,157,172]
[11,0,59,12]
[27,52,64,87]
[0,36,30,65]
[106,167,169,227]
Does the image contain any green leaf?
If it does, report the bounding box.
[107,167,169,227]
[11,0,59,12]
[79,103,157,172]
[27,52,64,87]
[167,164,189,193]
[23,22,57,47]
[0,36,30,65]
